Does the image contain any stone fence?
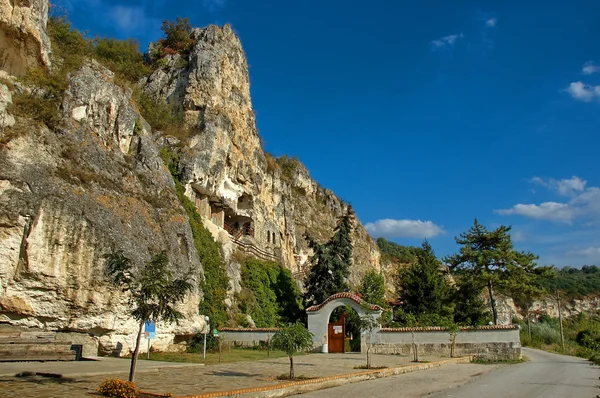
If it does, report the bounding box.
[371,325,521,360]
[218,328,279,347]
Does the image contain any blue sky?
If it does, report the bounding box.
[60,0,600,267]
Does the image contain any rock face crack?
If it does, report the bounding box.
[15,214,32,280]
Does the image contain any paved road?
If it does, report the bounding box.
[300,348,599,398]
[429,348,598,398]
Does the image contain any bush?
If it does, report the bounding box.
[240,258,304,327]
[576,329,600,350]
[47,15,90,73]
[92,37,151,82]
[531,322,562,345]
[10,67,68,129]
[97,378,137,398]
[150,18,195,61]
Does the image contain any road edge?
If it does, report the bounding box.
[175,356,473,398]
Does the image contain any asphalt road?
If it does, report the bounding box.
[299,348,599,398]
[429,348,598,398]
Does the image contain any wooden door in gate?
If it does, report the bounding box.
[327,314,346,353]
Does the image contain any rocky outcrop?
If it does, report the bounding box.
[0,1,382,356]
[144,25,380,293]
[495,294,600,324]
[0,0,51,76]
[0,60,205,355]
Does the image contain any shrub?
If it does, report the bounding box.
[531,322,561,345]
[150,18,195,61]
[97,378,137,398]
[92,37,151,82]
[10,67,68,129]
[47,15,90,73]
[276,155,302,181]
[240,258,304,327]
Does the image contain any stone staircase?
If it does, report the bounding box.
[0,331,76,362]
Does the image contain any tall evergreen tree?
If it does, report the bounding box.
[395,240,453,324]
[304,206,354,307]
[452,273,491,326]
[444,219,539,325]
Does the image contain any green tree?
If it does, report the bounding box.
[452,273,491,326]
[271,323,314,379]
[304,206,355,307]
[162,17,193,52]
[444,219,540,325]
[359,315,380,369]
[359,269,386,308]
[509,265,555,339]
[396,240,453,325]
[359,269,390,325]
[104,250,193,382]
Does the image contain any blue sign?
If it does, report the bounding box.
[145,320,155,333]
[148,331,155,339]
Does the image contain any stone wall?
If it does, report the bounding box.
[219,328,279,347]
[370,326,521,360]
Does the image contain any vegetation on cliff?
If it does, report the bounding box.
[237,257,303,327]
[175,181,229,328]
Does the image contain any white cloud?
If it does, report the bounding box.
[365,219,444,239]
[582,61,600,75]
[568,246,600,257]
[431,33,464,48]
[486,18,497,27]
[495,202,575,223]
[496,176,600,224]
[531,176,587,196]
[565,81,600,102]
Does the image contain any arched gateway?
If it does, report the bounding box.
[306,292,383,353]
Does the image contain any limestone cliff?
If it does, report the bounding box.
[0,0,51,76]
[143,25,380,294]
[0,2,381,355]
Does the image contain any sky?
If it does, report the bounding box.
[60,0,600,268]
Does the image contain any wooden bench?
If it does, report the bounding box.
[0,331,76,362]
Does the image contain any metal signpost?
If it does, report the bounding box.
[203,316,210,359]
[145,320,155,360]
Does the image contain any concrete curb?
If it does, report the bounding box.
[175,356,473,398]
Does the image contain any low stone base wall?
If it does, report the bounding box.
[372,325,521,360]
[370,342,520,360]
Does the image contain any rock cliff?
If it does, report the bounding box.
[0,1,380,355]
[142,24,380,293]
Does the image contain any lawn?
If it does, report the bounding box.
[137,347,291,365]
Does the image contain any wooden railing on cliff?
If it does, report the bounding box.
[229,235,279,263]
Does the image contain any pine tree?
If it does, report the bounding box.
[304,206,354,307]
[452,273,491,326]
[444,219,539,325]
[395,240,453,325]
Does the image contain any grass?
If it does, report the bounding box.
[275,374,315,381]
[471,357,527,365]
[353,365,388,369]
[135,348,292,365]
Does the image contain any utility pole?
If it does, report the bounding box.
[556,291,565,351]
